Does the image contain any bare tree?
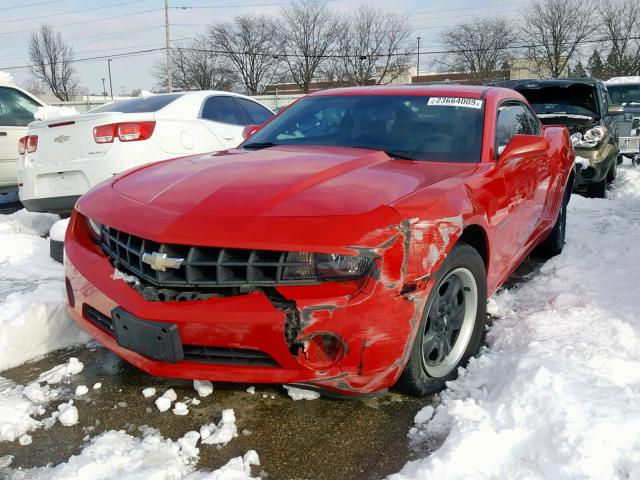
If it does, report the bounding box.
[208,15,281,95]
[20,78,48,95]
[335,5,412,86]
[29,25,78,101]
[280,0,340,93]
[600,0,640,77]
[154,37,235,91]
[438,17,516,83]
[521,0,598,78]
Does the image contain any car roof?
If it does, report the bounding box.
[308,84,491,99]
[492,78,603,89]
[156,90,261,102]
[606,76,640,86]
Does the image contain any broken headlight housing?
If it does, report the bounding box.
[571,126,607,149]
[281,252,373,281]
[86,217,102,243]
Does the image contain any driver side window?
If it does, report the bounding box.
[495,101,535,155]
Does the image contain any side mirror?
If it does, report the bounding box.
[607,105,625,116]
[497,134,547,161]
[242,124,261,140]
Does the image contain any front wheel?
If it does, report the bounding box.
[396,243,487,396]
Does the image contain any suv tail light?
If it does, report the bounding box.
[19,135,38,154]
[93,121,156,144]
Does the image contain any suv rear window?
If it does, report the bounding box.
[515,84,600,118]
[91,94,184,113]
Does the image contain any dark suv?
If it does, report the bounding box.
[493,78,623,197]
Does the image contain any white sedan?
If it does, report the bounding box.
[17,91,273,213]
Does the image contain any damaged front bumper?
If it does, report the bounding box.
[63,210,463,395]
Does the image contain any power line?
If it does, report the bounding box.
[0,0,65,12]
[0,8,163,35]
[0,0,151,25]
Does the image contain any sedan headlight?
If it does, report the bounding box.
[281,252,373,281]
[86,217,102,243]
[571,126,607,149]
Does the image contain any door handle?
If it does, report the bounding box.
[222,136,234,140]
[0,132,7,136]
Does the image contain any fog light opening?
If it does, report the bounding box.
[299,333,345,369]
[65,277,75,308]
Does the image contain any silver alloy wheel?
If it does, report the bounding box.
[421,267,478,378]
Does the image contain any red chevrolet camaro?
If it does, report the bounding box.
[64,85,574,396]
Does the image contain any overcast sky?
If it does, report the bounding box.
[0,0,524,95]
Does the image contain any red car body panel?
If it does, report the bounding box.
[64,85,574,395]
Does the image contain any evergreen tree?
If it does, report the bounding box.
[572,61,587,77]
[587,50,606,79]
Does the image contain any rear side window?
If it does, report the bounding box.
[496,102,535,151]
[91,94,183,113]
[0,87,40,126]
[236,98,273,124]
[201,96,246,125]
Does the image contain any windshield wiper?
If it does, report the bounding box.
[352,145,417,160]
[242,142,279,150]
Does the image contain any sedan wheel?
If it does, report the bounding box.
[421,268,478,378]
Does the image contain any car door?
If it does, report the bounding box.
[199,95,249,149]
[493,101,547,260]
[0,86,41,188]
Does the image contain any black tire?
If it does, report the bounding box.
[396,243,487,396]
[587,178,606,198]
[50,238,64,264]
[607,159,617,183]
[537,186,568,259]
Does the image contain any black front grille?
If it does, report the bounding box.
[183,345,279,367]
[100,225,320,288]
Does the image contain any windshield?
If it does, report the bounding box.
[243,95,484,163]
[90,93,184,113]
[515,84,599,118]
[608,85,640,105]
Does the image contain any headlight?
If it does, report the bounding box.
[86,217,102,243]
[572,126,607,149]
[281,252,373,281]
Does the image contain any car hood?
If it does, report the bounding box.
[79,146,475,250]
[111,145,475,217]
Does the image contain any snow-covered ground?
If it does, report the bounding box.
[392,162,640,479]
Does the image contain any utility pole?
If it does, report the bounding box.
[101,78,106,101]
[107,59,114,100]
[416,36,421,83]
[164,0,173,92]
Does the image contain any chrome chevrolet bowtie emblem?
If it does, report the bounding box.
[53,135,70,143]
[142,252,184,271]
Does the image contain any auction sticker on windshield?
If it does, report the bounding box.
[427,97,483,109]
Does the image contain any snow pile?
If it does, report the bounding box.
[0,379,42,443]
[49,218,69,242]
[200,409,238,445]
[155,388,177,412]
[33,105,78,121]
[194,380,213,397]
[574,155,590,169]
[283,385,320,401]
[9,429,260,479]
[0,71,15,84]
[142,387,156,398]
[37,357,84,384]
[0,210,89,372]
[391,165,640,480]
[56,401,78,426]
